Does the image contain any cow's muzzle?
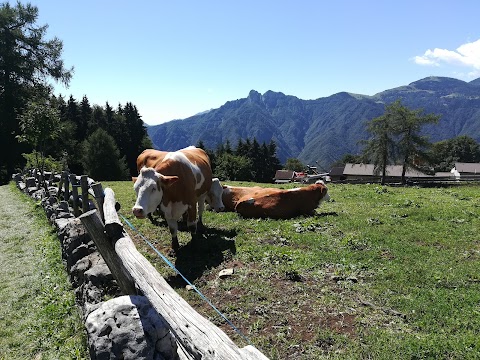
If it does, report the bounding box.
[132,207,146,219]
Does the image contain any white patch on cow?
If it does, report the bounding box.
[246,198,255,204]
[133,168,163,217]
[206,178,225,212]
[165,151,205,190]
[160,200,189,221]
[288,187,302,192]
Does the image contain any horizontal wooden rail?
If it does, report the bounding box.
[80,187,268,360]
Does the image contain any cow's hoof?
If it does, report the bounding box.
[197,223,206,234]
[171,238,180,254]
[187,224,197,234]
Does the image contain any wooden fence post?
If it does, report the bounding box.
[79,209,137,295]
[80,175,90,213]
[69,174,81,217]
[91,182,106,223]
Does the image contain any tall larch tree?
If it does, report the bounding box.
[361,108,397,185]
[392,100,439,184]
[0,2,72,183]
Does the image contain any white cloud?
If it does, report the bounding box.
[414,38,480,70]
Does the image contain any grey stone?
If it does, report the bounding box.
[86,295,178,360]
[70,252,104,288]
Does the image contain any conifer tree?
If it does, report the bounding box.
[79,95,92,138]
[82,128,128,180]
[0,2,72,182]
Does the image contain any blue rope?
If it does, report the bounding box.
[119,213,254,347]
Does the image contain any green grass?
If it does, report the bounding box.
[103,181,480,359]
[0,183,88,360]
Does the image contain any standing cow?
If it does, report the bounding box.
[132,146,214,251]
[136,148,224,213]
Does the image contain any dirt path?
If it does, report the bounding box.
[0,184,86,359]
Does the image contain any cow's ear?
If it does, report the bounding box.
[131,176,138,183]
[158,175,179,188]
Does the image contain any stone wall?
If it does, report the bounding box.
[13,174,180,360]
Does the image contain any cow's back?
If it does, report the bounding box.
[222,185,266,211]
[154,147,212,205]
[136,149,168,172]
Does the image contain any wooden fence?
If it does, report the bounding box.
[28,170,268,360]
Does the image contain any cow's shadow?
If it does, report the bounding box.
[166,226,238,289]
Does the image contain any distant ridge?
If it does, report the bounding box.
[147,76,480,170]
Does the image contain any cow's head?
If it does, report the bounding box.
[132,167,178,219]
[205,178,225,212]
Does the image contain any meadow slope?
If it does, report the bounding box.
[104,181,480,360]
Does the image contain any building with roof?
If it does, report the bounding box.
[342,163,432,183]
[273,170,295,183]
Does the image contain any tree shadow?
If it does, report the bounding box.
[166,226,238,289]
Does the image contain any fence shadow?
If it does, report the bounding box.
[166,226,237,289]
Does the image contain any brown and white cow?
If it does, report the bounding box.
[136,148,168,172]
[132,146,214,251]
[222,182,330,219]
[135,148,224,213]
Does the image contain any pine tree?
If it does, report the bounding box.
[79,95,92,138]
[361,111,397,185]
[82,128,128,180]
[0,2,72,183]
[391,100,439,184]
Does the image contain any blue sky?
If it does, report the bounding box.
[24,0,480,124]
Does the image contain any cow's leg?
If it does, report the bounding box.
[166,218,180,252]
[196,194,207,233]
[186,204,198,237]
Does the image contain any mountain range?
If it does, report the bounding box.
[146,76,480,171]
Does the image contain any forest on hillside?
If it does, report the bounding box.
[0,2,151,184]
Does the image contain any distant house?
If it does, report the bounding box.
[342,163,432,182]
[451,162,480,180]
[434,171,455,179]
[274,170,295,183]
[329,166,346,182]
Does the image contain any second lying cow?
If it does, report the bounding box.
[221,182,330,219]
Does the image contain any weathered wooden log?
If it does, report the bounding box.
[79,209,137,295]
[69,174,81,217]
[98,187,268,360]
[91,183,105,223]
[103,188,123,240]
[80,175,90,214]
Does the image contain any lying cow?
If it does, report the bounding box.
[221,182,330,219]
[135,148,224,213]
[132,146,214,251]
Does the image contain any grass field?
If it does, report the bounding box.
[102,180,480,360]
[0,183,87,360]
